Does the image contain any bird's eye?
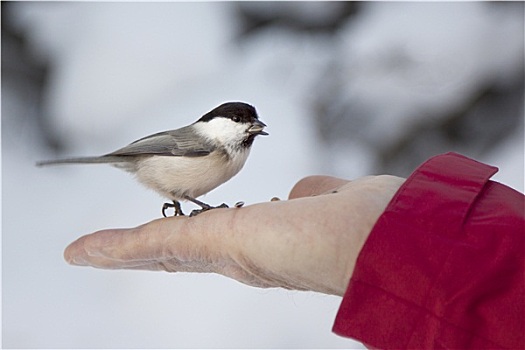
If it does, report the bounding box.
[232,116,240,123]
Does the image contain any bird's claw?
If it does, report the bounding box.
[162,201,185,218]
[189,203,229,217]
[163,198,245,218]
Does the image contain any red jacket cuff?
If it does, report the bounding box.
[332,152,524,349]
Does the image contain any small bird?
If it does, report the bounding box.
[37,102,268,217]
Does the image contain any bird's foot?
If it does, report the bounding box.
[162,201,185,218]
[181,196,245,217]
[189,202,229,217]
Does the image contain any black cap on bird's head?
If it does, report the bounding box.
[199,102,265,128]
[198,102,268,138]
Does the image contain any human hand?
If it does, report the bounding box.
[64,175,404,296]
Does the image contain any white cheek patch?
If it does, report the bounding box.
[193,118,247,145]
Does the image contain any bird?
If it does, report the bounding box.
[37,102,268,217]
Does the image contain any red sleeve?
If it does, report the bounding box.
[333,152,524,349]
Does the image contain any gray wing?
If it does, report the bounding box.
[107,125,214,157]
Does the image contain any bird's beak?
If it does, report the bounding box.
[248,120,269,136]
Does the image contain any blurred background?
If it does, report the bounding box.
[2,2,523,348]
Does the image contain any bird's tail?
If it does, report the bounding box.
[36,155,125,167]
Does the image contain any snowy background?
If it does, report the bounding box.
[2,2,523,348]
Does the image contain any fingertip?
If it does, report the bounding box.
[64,236,87,266]
[289,175,350,199]
[63,229,118,266]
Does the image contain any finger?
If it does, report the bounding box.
[288,175,350,199]
[64,213,227,269]
[64,227,160,268]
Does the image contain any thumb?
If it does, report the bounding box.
[289,175,350,199]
